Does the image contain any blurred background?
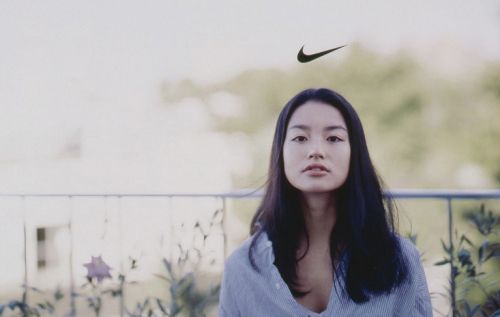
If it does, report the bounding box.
[0,1,499,316]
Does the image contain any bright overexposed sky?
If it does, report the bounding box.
[0,0,499,192]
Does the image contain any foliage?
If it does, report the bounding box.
[0,209,222,317]
[0,257,219,317]
[119,209,222,317]
[73,257,136,317]
[0,286,63,317]
[435,204,500,317]
[162,45,500,189]
[109,256,219,317]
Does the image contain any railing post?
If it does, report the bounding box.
[221,197,228,259]
[21,196,28,315]
[447,197,456,317]
[68,196,76,317]
[169,196,173,263]
[117,196,125,317]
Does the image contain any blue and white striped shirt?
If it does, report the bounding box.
[219,232,432,316]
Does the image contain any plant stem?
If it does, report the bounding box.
[448,198,457,317]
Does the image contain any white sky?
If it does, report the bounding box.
[0,0,499,192]
[1,0,499,84]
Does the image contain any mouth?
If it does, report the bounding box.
[303,164,329,173]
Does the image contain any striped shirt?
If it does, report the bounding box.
[219,232,433,317]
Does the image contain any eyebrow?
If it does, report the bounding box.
[288,124,347,132]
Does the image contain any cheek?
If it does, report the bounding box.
[343,147,351,164]
[341,148,351,175]
[333,146,351,174]
[282,146,297,179]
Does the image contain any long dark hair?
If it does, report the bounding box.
[248,88,408,303]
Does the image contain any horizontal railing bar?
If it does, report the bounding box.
[0,189,499,199]
[0,189,264,199]
[385,189,500,199]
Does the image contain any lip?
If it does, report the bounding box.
[302,163,330,173]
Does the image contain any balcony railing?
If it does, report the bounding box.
[1,189,499,317]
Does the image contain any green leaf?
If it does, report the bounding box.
[434,259,450,266]
[489,309,500,317]
[170,280,178,296]
[134,300,145,315]
[485,243,500,261]
[177,273,194,296]
[441,239,451,253]
[479,240,489,263]
[111,289,122,297]
[171,305,182,317]
[464,301,480,317]
[8,300,19,310]
[156,298,169,315]
[154,273,172,282]
[130,257,138,270]
[45,301,55,313]
[457,249,471,265]
[406,233,418,245]
[163,258,174,278]
[460,234,473,247]
[54,288,64,301]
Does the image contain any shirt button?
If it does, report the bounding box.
[275,282,281,289]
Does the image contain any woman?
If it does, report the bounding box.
[219,88,432,316]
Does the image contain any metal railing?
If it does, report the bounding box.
[1,189,499,317]
[386,189,500,317]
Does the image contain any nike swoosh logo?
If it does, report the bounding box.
[297,44,346,63]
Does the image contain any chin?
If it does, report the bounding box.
[292,181,345,194]
[287,178,346,194]
[297,186,337,194]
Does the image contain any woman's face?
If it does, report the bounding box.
[283,101,351,194]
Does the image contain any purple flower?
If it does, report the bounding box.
[83,256,112,282]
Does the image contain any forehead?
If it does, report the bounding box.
[287,100,347,128]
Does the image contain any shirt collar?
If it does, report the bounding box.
[252,231,349,273]
[253,231,275,270]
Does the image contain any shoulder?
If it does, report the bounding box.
[225,231,273,272]
[394,235,429,290]
[387,235,426,289]
[394,236,433,315]
[219,233,271,309]
[219,237,256,317]
[395,235,421,264]
[225,235,254,268]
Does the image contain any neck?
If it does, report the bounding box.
[300,192,337,245]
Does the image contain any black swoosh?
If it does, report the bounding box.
[297,45,346,63]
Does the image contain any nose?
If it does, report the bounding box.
[309,152,324,159]
[308,139,325,159]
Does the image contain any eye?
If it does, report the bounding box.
[291,136,307,143]
[327,136,342,143]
